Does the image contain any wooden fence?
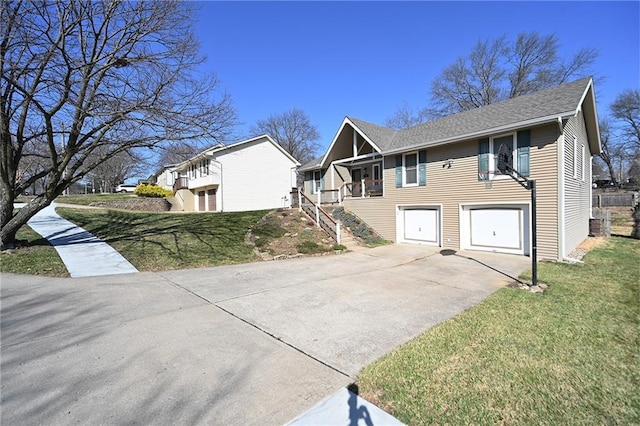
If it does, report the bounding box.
[592,193,636,207]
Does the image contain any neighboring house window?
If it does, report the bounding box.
[478,130,530,181]
[395,150,427,187]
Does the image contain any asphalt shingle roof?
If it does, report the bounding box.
[348,77,592,153]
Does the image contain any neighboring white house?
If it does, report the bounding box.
[152,164,178,190]
[167,135,300,212]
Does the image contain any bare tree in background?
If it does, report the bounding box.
[597,119,622,186]
[385,102,432,130]
[1,0,237,247]
[610,89,640,150]
[86,149,141,193]
[389,32,598,126]
[250,108,320,163]
[154,144,201,168]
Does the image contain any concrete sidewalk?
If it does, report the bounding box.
[26,203,138,277]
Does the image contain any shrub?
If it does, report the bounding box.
[251,220,287,250]
[134,184,173,198]
[332,207,387,245]
[296,240,330,254]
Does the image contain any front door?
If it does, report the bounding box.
[352,168,362,197]
[198,191,205,211]
[207,188,216,211]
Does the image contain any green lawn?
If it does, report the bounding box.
[357,237,639,425]
[0,225,68,277]
[56,208,269,271]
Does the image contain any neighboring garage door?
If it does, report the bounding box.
[402,208,440,246]
[465,206,528,255]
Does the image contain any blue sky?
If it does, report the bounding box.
[194,1,640,154]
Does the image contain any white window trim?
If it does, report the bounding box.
[312,170,321,194]
[581,143,586,182]
[488,132,517,180]
[403,152,419,187]
[573,136,578,179]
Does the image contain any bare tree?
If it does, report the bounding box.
[385,102,433,129]
[1,0,237,247]
[154,142,205,168]
[86,148,141,193]
[610,89,640,150]
[396,32,598,120]
[598,119,622,186]
[250,108,320,163]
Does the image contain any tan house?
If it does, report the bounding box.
[170,135,299,212]
[299,77,601,261]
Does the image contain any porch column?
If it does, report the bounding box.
[361,179,365,198]
[353,128,357,157]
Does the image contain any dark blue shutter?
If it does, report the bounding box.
[517,130,530,177]
[478,138,490,181]
[395,155,403,188]
[418,150,427,186]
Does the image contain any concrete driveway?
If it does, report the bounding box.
[1,244,530,425]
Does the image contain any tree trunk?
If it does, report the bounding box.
[0,194,17,248]
[0,190,52,249]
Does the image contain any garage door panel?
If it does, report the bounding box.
[470,209,522,250]
[404,209,438,243]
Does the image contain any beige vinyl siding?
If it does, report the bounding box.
[324,125,377,164]
[344,123,561,260]
[562,111,592,257]
[332,164,350,190]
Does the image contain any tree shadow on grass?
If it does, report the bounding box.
[70,210,267,269]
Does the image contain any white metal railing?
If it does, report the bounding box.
[297,189,341,244]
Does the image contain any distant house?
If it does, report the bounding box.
[168,135,299,212]
[152,164,178,190]
[299,77,601,261]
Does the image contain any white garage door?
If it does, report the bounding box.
[404,209,439,245]
[470,208,522,252]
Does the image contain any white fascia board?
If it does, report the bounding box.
[173,151,215,172]
[345,117,383,153]
[331,152,380,165]
[319,117,383,168]
[575,78,593,116]
[212,134,300,166]
[382,112,577,156]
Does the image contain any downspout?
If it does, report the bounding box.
[213,159,223,212]
[589,156,594,218]
[557,116,566,261]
